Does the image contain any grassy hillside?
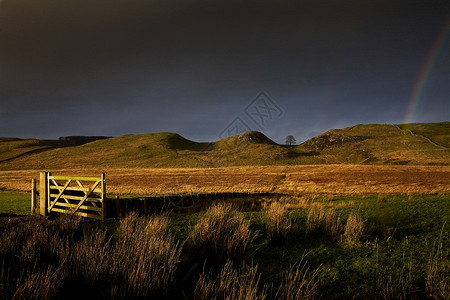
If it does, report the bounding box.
[0,138,55,163]
[397,122,450,147]
[298,122,450,165]
[0,131,323,170]
[0,136,111,163]
[0,122,448,170]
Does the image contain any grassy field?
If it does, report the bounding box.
[0,191,30,215]
[0,165,449,196]
[0,193,448,299]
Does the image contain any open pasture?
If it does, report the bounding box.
[0,165,448,196]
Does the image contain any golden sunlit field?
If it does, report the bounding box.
[1,164,449,196]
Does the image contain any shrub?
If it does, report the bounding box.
[189,202,257,260]
[194,260,267,300]
[262,202,293,244]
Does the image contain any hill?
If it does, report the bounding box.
[0,136,110,164]
[298,122,450,165]
[0,122,448,170]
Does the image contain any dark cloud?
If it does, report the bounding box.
[1,0,449,143]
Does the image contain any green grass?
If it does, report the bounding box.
[168,193,449,299]
[397,122,450,147]
[252,194,449,298]
[0,191,30,215]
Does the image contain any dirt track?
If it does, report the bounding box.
[0,165,449,196]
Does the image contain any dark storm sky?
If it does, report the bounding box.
[1,0,449,144]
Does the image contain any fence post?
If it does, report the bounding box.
[47,172,51,214]
[115,195,121,218]
[143,198,148,214]
[31,179,36,214]
[101,173,106,221]
[39,172,48,216]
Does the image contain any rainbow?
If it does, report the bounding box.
[404,18,450,125]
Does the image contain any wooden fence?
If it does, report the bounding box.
[32,172,106,221]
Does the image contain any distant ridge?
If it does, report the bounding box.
[0,122,448,169]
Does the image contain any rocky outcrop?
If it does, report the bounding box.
[301,132,368,151]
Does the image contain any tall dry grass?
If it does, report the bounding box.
[11,265,67,300]
[276,256,321,300]
[306,207,343,241]
[0,219,68,300]
[0,221,65,267]
[189,202,257,260]
[0,213,183,299]
[53,213,82,233]
[194,260,268,300]
[110,212,183,299]
[65,229,111,284]
[341,213,366,246]
[375,239,415,300]
[425,226,449,299]
[376,261,414,299]
[306,207,367,245]
[262,202,293,244]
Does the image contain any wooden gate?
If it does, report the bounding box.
[39,172,106,221]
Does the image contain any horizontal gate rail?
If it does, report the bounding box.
[49,175,102,181]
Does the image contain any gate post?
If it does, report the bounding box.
[31,179,36,214]
[101,173,106,221]
[39,171,48,216]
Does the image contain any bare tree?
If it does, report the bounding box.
[285,135,296,146]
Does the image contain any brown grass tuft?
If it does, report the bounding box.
[262,202,293,244]
[66,229,111,284]
[12,265,66,300]
[0,213,183,299]
[306,207,343,241]
[110,212,183,298]
[189,202,258,260]
[276,256,321,300]
[341,213,366,246]
[194,260,268,300]
[54,213,82,233]
[0,222,64,266]
[425,226,449,299]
